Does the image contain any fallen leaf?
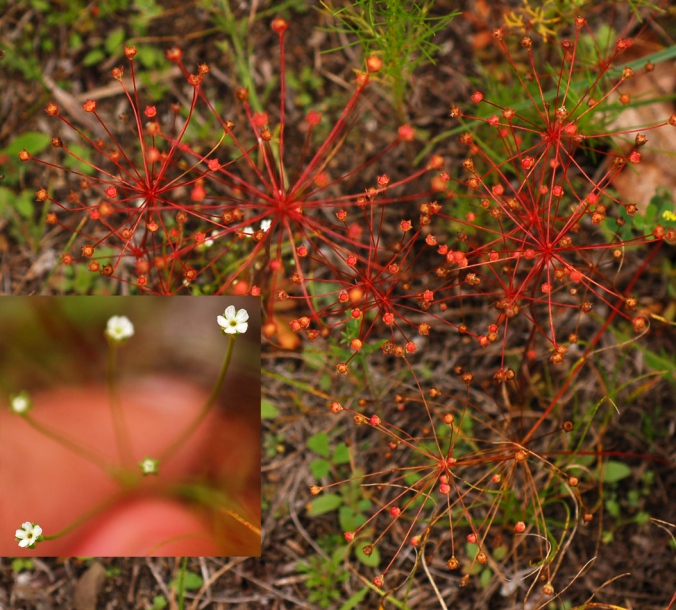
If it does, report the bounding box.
[73,561,106,610]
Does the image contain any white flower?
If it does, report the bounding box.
[204,230,219,249]
[260,219,272,232]
[105,315,134,342]
[139,457,159,475]
[10,391,31,415]
[217,305,249,335]
[241,226,254,237]
[16,522,42,549]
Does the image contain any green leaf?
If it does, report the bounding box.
[354,540,380,567]
[171,571,203,591]
[137,46,167,69]
[152,595,168,609]
[332,443,350,464]
[605,498,621,518]
[0,188,35,220]
[635,511,650,525]
[355,498,371,513]
[492,545,508,560]
[308,493,343,516]
[1,132,51,157]
[339,587,369,610]
[307,432,330,457]
[644,203,657,224]
[339,505,367,533]
[601,461,632,483]
[261,399,279,419]
[62,143,95,175]
[105,28,126,54]
[11,558,34,573]
[310,458,331,479]
[83,49,106,67]
[479,568,493,589]
[303,351,326,371]
[71,30,84,48]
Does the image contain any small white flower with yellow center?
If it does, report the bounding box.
[105,316,135,343]
[217,306,249,335]
[139,457,159,476]
[10,391,32,415]
[16,522,43,549]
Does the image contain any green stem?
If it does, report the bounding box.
[41,487,134,542]
[159,334,236,462]
[177,556,188,610]
[23,414,133,485]
[107,342,134,468]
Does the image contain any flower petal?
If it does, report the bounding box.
[235,309,249,323]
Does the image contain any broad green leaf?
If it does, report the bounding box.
[1,132,51,157]
[492,545,508,560]
[137,46,167,69]
[0,188,35,220]
[170,571,203,591]
[307,432,330,457]
[105,28,126,54]
[83,49,105,67]
[69,32,83,51]
[261,399,279,419]
[605,498,620,518]
[339,587,369,610]
[479,568,493,589]
[338,506,367,533]
[635,511,650,525]
[308,493,342,516]
[332,443,350,464]
[310,458,331,479]
[62,143,95,175]
[152,596,168,609]
[355,540,380,568]
[601,461,632,483]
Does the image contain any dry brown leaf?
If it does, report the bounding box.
[73,561,106,610]
[608,45,676,209]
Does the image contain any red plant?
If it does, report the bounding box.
[418,21,675,366]
[25,19,440,300]
[310,362,594,598]
[164,23,440,326]
[303,12,673,599]
[24,50,218,293]
[283,169,447,359]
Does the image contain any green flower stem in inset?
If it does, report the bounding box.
[40,487,135,543]
[106,340,134,468]
[159,334,236,462]
[170,481,261,537]
[20,414,134,486]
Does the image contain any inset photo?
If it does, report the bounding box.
[0,297,260,557]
